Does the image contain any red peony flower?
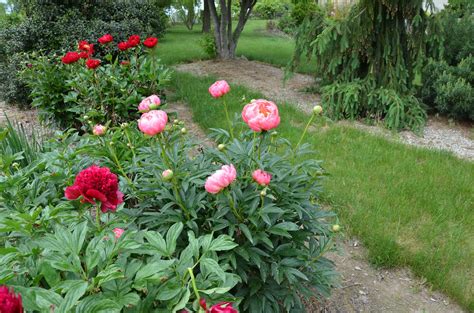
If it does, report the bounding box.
[78,51,89,59]
[65,165,124,213]
[0,286,23,313]
[143,37,158,48]
[98,33,113,44]
[61,51,80,64]
[127,35,140,48]
[85,59,101,70]
[120,60,130,66]
[118,41,129,51]
[209,302,238,313]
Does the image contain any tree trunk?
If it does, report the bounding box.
[207,0,256,59]
[202,0,211,33]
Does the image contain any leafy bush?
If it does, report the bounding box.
[322,80,427,131]
[253,0,290,19]
[0,0,168,106]
[200,33,217,59]
[20,36,171,129]
[0,81,338,312]
[438,9,474,66]
[419,56,474,121]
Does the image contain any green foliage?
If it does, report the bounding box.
[438,7,474,66]
[291,0,442,130]
[419,57,474,121]
[253,0,291,19]
[0,91,337,311]
[321,80,426,131]
[200,33,217,58]
[20,44,171,129]
[0,0,168,106]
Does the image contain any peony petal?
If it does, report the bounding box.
[65,186,81,200]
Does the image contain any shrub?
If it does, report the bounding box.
[419,56,474,121]
[0,0,168,106]
[0,80,338,312]
[20,35,171,129]
[438,10,474,66]
[200,33,217,58]
[253,0,290,19]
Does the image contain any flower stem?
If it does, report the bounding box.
[295,113,316,152]
[223,97,234,139]
[187,267,200,300]
[95,205,101,231]
[225,189,243,222]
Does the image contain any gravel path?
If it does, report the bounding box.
[175,60,474,161]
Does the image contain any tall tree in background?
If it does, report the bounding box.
[291,0,442,130]
[202,0,211,32]
[207,0,257,59]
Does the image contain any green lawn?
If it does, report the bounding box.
[158,20,314,73]
[169,72,474,310]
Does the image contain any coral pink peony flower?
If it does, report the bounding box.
[61,52,80,64]
[65,165,124,213]
[127,35,140,47]
[113,228,124,239]
[118,41,129,51]
[143,37,158,48]
[209,80,230,98]
[92,124,106,136]
[209,302,238,313]
[138,110,168,136]
[242,99,280,132]
[98,34,113,44]
[138,95,161,112]
[0,286,23,313]
[205,165,237,194]
[252,169,272,186]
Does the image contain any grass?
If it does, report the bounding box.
[158,20,314,73]
[169,72,474,310]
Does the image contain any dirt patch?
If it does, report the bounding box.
[317,239,465,313]
[170,101,466,313]
[175,59,320,114]
[175,60,474,161]
[0,101,40,127]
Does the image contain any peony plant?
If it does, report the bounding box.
[21,34,171,129]
[0,78,337,312]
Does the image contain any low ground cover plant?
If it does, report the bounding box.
[21,34,171,129]
[0,79,338,311]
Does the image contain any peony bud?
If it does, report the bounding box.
[92,124,107,136]
[271,131,278,137]
[218,144,226,151]
[260,190,267,197]
[113,228,124,239]
[162,169,174,181]
[180,128,187,134]
[313,105,323,115]
[173,119,179,124]
[332,224,341,232]
[121,122,128,129]
[12,162,19,168]
[84,115,89,120]
[199,298,207,310]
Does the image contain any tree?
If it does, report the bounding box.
[207,0,257,59]
[290,0,442,130]
[202,0,211,33]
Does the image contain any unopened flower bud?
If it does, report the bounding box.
[218,144,226,151]
[332,224,341,232]
[199,298,207,310]
[12,162,19,168]
[313,105,323,115]
[180,128,187,134]
[109,141,114,146]
[162,169,173,181]
[92,124,106,136]
[271,131,278,137]
[120,122,129,128]
[260,190,267,197]
[173,119,179,124]
[84,115,89,120]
